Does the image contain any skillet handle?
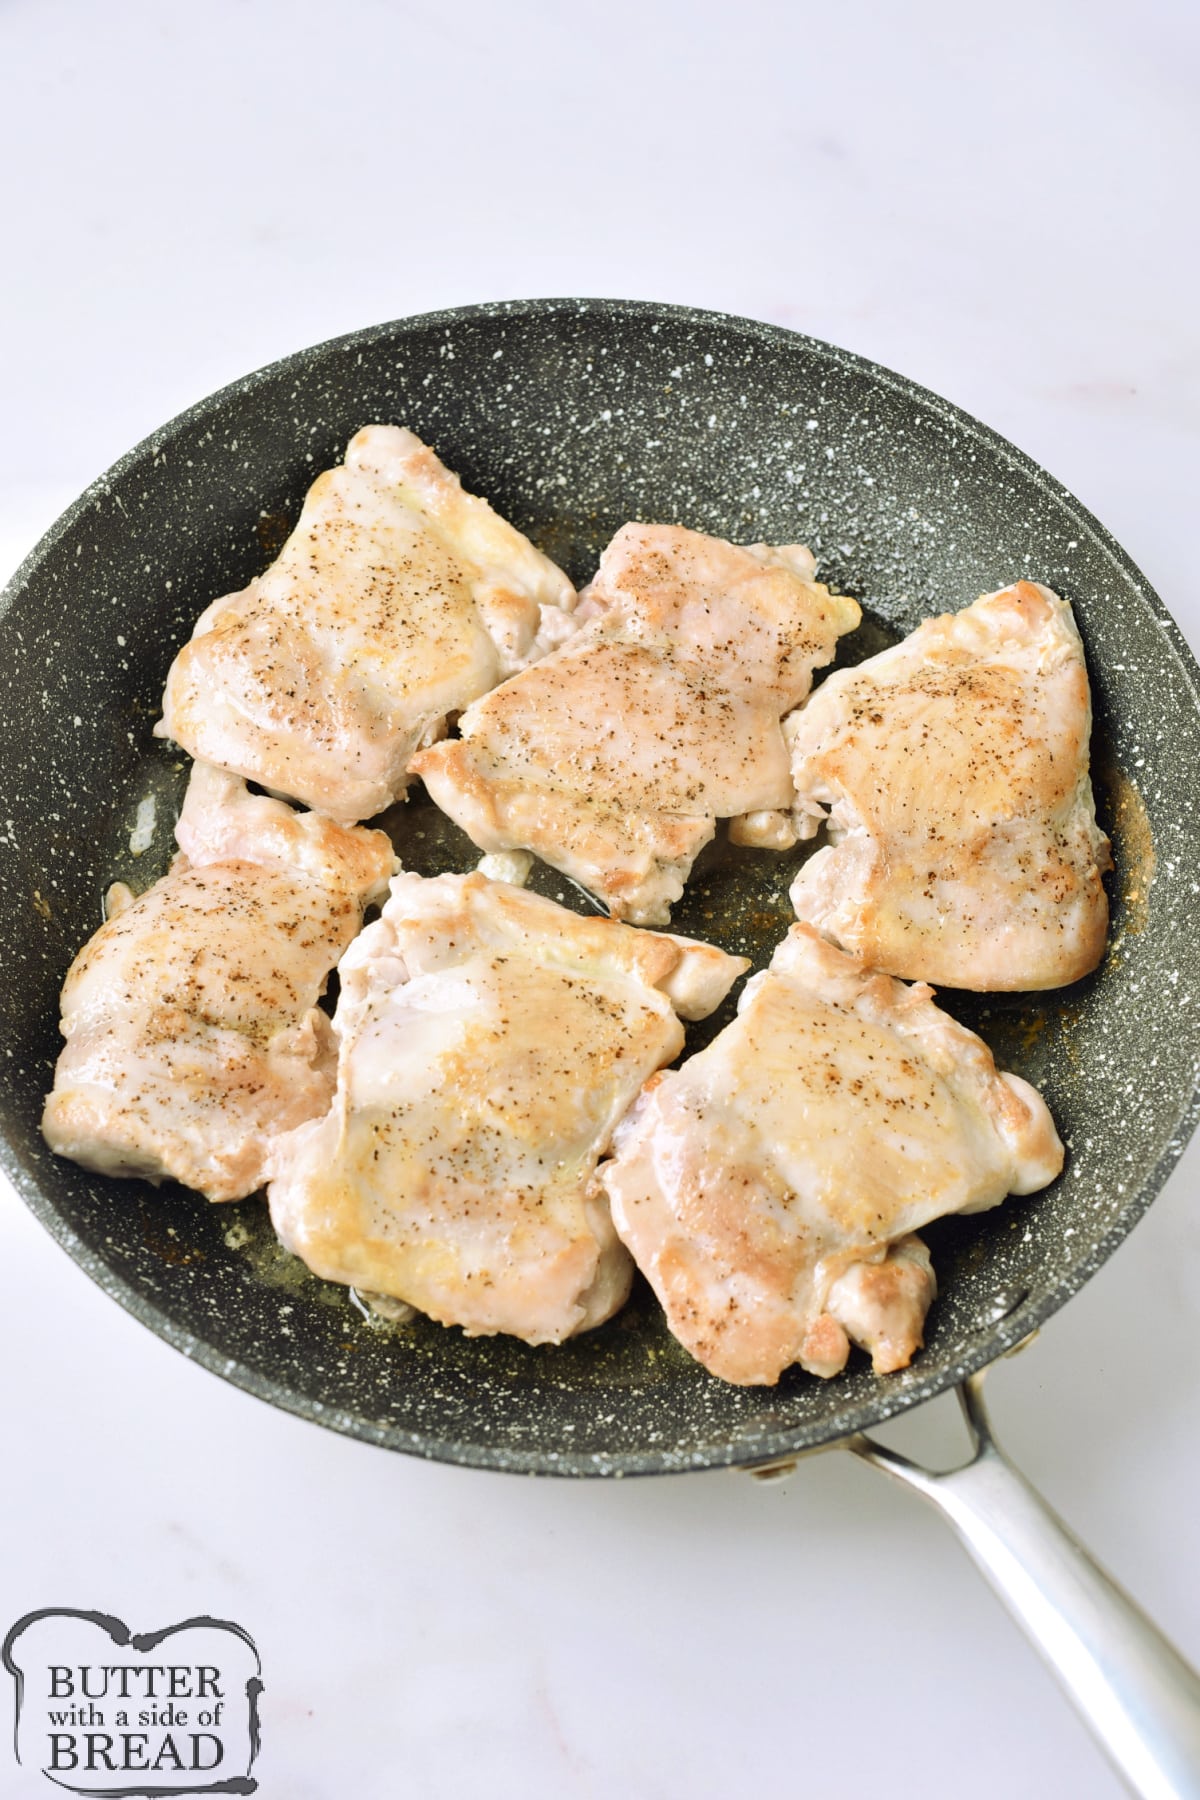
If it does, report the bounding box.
[846,1370,1200,1800]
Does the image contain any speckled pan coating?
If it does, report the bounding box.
[3,298,1198,1477]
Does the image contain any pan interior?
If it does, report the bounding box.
[2,299,1197,1476]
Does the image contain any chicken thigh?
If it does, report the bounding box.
[158,426,578,823]
[42,764,395,1201]
[267,871,748,1344]
[412,524,860,924]
[785,580,1111,989]
[600,923,1063,1385]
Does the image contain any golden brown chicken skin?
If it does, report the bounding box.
[266,872,747,1345]
[600,924,1063,1386]
[413,524,859,924]
[157,426,578,823]
[41,765,395,1201]
[785,581,1111,990]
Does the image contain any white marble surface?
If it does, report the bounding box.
[2,1,1199,1795]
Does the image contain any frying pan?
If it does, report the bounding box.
[2,299,1199,1794]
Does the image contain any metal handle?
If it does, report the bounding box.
[846,1370,1200,1800]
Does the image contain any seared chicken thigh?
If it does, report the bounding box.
[42,764,394,1201]
[786,581,1111,989]
[600,924,1062,1385]
[413,524,859,924]
[158,426,578,823]
[267,872,747,1344]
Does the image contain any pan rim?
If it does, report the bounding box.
[4,295,1199,1477]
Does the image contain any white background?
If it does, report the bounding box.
[2,2,1199,1795]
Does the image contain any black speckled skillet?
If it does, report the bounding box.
[3,302,1199,1791]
